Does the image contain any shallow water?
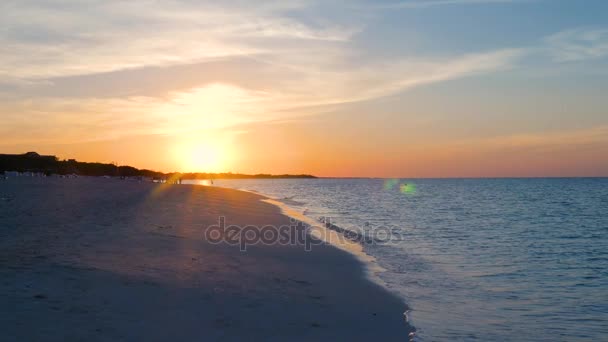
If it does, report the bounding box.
[206,178,607,341]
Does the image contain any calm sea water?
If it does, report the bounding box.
[210,178,608,341]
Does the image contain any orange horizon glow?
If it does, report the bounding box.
[4,125,607,178]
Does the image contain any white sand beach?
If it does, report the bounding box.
[0,177,411,341]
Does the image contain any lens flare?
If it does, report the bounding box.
[383,179,399,190]
[399,183,416,195]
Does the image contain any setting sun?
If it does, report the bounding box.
[172,139,232,173]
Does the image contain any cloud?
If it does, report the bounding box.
[362,0,531,10]
[0,0,525,148]
[0,47,521,145]
[329,49,522,104]
[0,0,357,80]
[545,28,608,62]
[467,125,608,151]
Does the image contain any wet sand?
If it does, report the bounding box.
[0,177,412,341]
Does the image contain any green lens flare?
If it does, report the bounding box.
[384,179,417,195]
[399,183,416,195]
[383,178,399,190]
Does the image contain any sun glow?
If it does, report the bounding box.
[173,138,233,173]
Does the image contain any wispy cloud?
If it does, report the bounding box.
[363,0,531,10]
[465,125,608,151]
[545,28,608,62]
[0,0,536,149]
[0,47,521,145]
[0,0,357,80]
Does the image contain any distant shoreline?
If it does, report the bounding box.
[0,152,316,179]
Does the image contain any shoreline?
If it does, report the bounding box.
[206,182,390,289]
[217,184,415,338]
[0,177,413,341]
[261,198,390,291]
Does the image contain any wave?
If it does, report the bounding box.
[317,216,376,244]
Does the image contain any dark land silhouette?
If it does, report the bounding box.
[0,152,316,179]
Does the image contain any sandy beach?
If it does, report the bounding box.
[0,177,411,341]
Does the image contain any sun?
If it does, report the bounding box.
[188,145,220,171]
[173,139,231,173]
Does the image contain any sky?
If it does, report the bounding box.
[1,0,607,177]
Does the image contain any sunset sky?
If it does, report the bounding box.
[1,0,607,177]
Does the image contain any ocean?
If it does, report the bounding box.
[207,178,608,341]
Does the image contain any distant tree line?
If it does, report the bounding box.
[0,152,316,179]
